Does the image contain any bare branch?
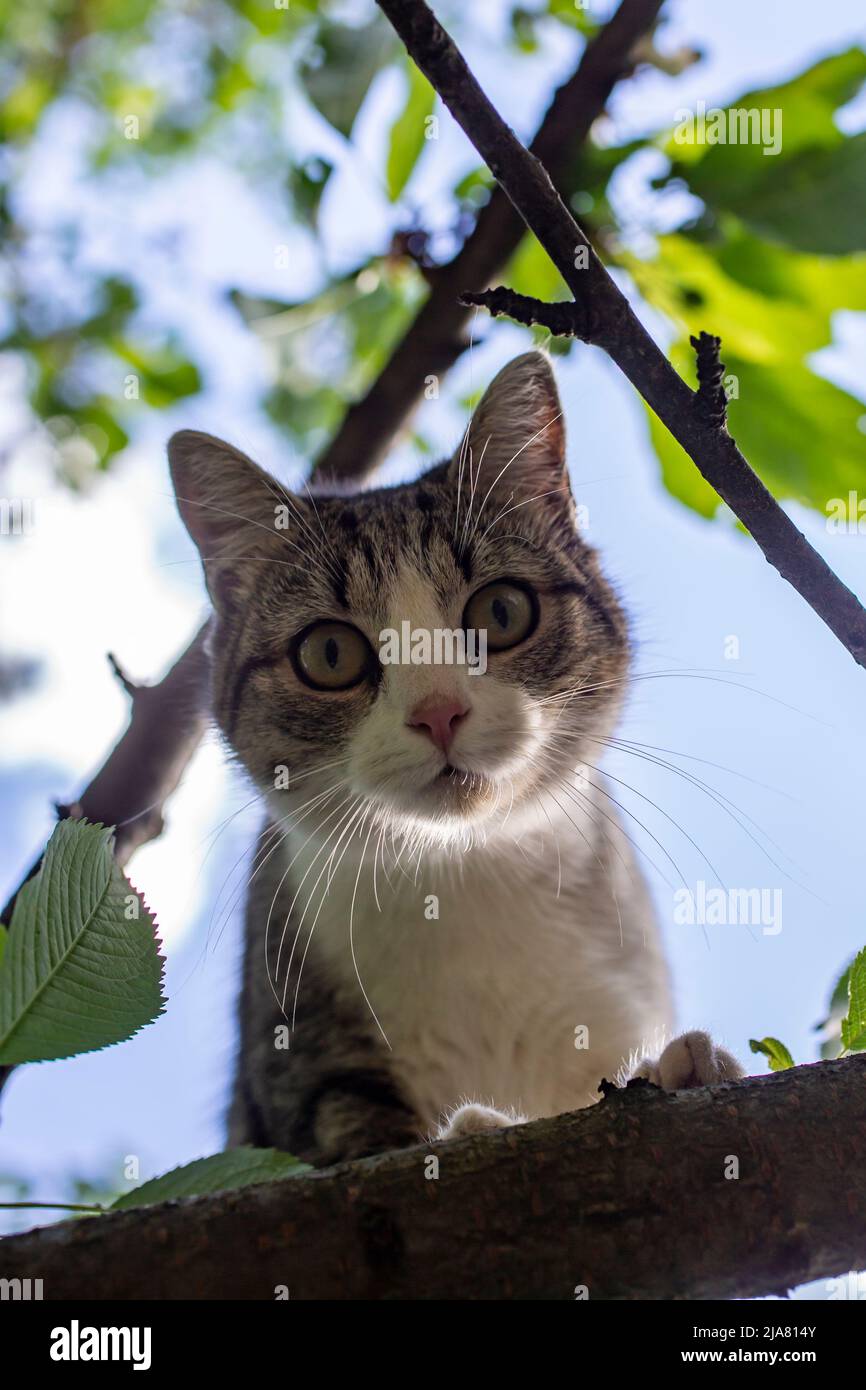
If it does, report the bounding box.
[376,0,866,670]
[459,287,595,339]
[314,0,665,481]
[690,330,729,429]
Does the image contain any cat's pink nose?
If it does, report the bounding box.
[407,696,470,754]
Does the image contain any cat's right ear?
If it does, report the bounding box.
[167,430,283,612]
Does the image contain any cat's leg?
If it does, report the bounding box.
[232,835,424,1166]
[434,1101,528,1141]
[435,1030,744,1142]
[625,1029,744,1089]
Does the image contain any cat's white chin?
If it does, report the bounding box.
[389,771,502,824]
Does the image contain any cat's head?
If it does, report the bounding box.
[168,351,629,848]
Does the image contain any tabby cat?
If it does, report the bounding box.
[169,351,741,1166]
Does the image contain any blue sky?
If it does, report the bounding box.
[1,0,864,1298]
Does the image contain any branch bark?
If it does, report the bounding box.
[0,623,211,1100]
[2,1057,864,1300]
[314,0,664,481]
[378,0,866,671]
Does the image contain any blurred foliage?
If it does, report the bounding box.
[0,1,863,518]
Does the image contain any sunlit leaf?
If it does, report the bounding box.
[749,1037,795,1071]
[0,820,165,1065]
[841,947,866,1053]
[386,58,434,201]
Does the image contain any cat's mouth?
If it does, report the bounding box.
[428,761,498,814]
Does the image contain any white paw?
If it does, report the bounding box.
[629,1030,744,1090]
[435,1101,528,1141]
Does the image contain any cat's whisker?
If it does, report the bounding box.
[462,411,563,556]
[211,776,348,956]
[170,491,344,590]
[348,809,391,1049]
[278,794,364,1016]
[581,757,727,893]
[269,793,357,1005]
[458,433,490,558]
[475,484,570,549]
[290,799,371,1025]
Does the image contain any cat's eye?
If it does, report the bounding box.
[463,581,537,652]
[292,621,375,691]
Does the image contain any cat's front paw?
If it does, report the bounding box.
[629,1029,744,1090]
[435,1101,528,1141]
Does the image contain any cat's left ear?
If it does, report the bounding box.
[167,429,290,612]
[447,350,572,515]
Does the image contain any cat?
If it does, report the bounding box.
[168,350,742,1167]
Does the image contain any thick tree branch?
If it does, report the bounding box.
[314,0,664,481]
[2,622,211,925]
[377,0,866,670]
[2,1057,864,1300]
[0,623,211,1100]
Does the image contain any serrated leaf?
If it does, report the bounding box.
[0,820,165,1065]
[816,956,855,1058]
[749,1037,795,1071]
[841,947,866,1053]
[111,1148,310,1211]
[386,58,434,201]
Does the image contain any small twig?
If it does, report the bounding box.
[691,331,728,429]
[107,651,141,699]
[0,1200,105,1214]
[459,288,594,340]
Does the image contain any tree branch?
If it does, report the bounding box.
[2,1057,863,1300]
[0,623,211,1099]
[377,0,866,671]
[314,0,665,481]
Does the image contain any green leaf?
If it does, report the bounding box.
[817,956,855,1059]
[0,923,6,969]
[749,1037,795,1071]
[386,58,434,201]
[111,1148,310,1211]
[660,49,866,254]
[706,133,866,256]
[841,947,866,1053]
[112,338,202,408]
[0,820,165,1065]
[628,235,866,518]
[505,234,569,301]
[301,18,396,138]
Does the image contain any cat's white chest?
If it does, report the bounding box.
[300,829,669,1130]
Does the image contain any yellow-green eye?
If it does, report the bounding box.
[293,622,374,691]
[463,581,537,652]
